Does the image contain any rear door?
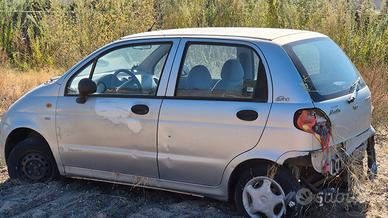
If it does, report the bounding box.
[157,39,272,186]
[283,38,372,145]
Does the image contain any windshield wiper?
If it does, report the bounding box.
[347,77,360,103]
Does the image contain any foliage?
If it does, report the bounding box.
[162,0,388,67]
[0,0,387,69]
[0,0,386,122]
[0,0,156,68]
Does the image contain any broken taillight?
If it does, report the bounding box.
[294,109,332,176]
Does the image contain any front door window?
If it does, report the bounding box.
[67,43,172,96]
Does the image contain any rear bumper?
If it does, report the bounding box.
[310,126,376,176]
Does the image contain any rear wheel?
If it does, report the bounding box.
[7,138,59,182]
[234,164,300,217]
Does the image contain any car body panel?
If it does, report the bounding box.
[56,96,162,177]
[64,165,227,200]
[158,100,271,186]
[0,82,65,174]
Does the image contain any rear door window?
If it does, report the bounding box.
[175,43,268,101]
[284,38,365,102]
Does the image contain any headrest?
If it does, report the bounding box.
[187,65,212,90]
[221,59,244,82]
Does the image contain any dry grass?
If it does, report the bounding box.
[348,129,387,217]
[342,128,388,217]
[360,66,388,126]
[0,68,61,115]
[361,130,388,217]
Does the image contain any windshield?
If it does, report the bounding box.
[284,38,365,102]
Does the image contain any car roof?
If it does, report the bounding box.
[121,27,323,42]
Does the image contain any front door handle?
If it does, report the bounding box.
[236,110,258,121]
[131,104,149,115]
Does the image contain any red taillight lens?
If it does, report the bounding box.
[294,109,332,175]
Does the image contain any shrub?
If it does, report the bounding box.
[0,0,386,123]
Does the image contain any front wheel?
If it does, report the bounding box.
[234,165,300,218]
[7,138,59,182]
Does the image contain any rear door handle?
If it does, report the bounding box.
[236,110,258,121]
[131,104,149,115]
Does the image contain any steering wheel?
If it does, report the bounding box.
[114,69,142,93]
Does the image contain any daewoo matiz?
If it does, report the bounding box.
[0,28,377,217]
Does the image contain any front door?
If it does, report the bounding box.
[56,39,178,178]
[158,39,272,186]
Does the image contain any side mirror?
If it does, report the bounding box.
[76,78,97,104]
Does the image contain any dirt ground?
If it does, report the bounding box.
[0,127,387,218]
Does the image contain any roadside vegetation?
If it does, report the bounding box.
[0,68,61,114]
[0,0,387,125]
[0,1,387,217]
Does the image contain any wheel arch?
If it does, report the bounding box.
[5,127,50,163]
[227,158,279,201]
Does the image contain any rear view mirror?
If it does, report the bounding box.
[76,78,97,104]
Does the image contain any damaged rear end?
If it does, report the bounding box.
[283,37,377,191]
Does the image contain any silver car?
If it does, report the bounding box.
[0,28,377,217]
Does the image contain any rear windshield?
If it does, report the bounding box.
[284,38,364,102]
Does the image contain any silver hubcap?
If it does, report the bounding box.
[242,176,286,218]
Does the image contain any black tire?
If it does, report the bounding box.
[7,138,59,182]
[234,164,301,218]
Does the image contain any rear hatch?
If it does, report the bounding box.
[284,37,372,144]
